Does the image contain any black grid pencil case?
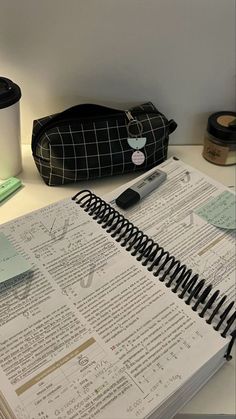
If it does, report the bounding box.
[31,102,177,186]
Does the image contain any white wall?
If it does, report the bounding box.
[0,0,235,144]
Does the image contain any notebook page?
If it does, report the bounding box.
[0,198,228,419]
[106,157,236,300]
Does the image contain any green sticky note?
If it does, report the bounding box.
[195,191,236,230]
[0,233,31,283]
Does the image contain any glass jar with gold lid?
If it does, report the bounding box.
[203,111,236,166]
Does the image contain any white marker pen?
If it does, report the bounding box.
[116,169,167,209]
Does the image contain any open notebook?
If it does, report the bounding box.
[0,157,235,419]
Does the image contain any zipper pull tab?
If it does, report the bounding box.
[126,111,144,139]
[125,111,135,121]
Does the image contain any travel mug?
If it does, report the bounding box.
[0,77,22,179]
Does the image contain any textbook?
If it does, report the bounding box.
[0,157,235,419]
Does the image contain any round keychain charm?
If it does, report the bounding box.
[131,150,145,165]
[127,117,146,166]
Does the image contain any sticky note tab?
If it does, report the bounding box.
[0,233,31,283]
[195,191,236,230]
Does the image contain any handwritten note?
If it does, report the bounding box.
[0,233,31,283]
[195,191,236,230]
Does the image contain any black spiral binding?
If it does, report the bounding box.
[72,190,236,360]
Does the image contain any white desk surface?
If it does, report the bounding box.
[0,145,235,419]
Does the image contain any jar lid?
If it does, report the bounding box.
[0,77,21,109]
[207,111,236,143]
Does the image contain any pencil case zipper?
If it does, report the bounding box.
[31,109,156,155]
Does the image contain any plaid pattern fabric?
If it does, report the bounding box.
[32,102,177,186]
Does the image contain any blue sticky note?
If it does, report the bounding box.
[194,191,236,230]
[0,233,31,283]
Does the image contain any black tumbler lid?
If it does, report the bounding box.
[207,111,236,143]
[0,77,21,109]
